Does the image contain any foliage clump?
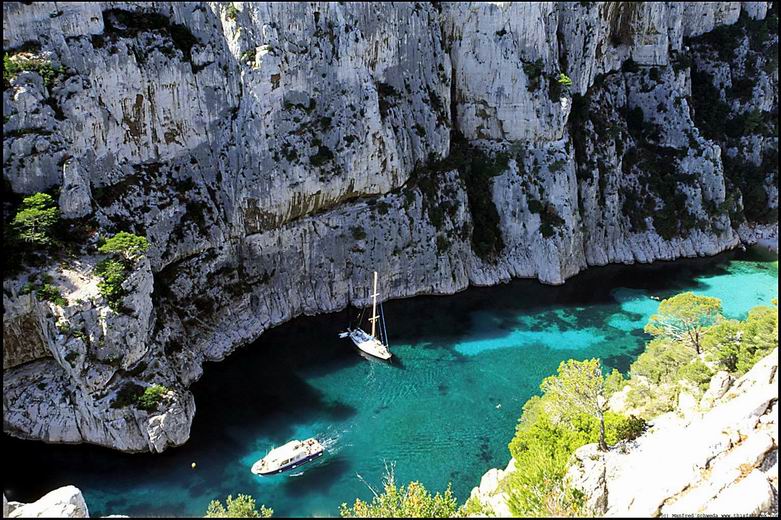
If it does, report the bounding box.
[339,468,459,518]
[225,4,239,21]
[10,193,60,249]
[136,384,170,411]
[702,299,778,375]
[644,292,723,354]
[406,132,507,261]
[95,231,149,312]
[205,494,273,518]
[20,273,67,307]
[503,358,645,516]
[4,52,61,88]
[522,59,544,91]
[98,231,150,260]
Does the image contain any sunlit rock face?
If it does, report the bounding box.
[2,2,777,452]
[566,349,779,517]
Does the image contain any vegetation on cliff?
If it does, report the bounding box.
[95,231,150,312]
[205,494,273,518]
[476,292,777,517]
[339,468,460,518]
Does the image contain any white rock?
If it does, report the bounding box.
[563,350,778,516]
[701,371,734,408]
[702,470,775,515]
[8,486,89,518]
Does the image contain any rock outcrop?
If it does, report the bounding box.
[5,486,89,518]
[468,349,778,517]
[566,348,779,517]
[2,2,778,451]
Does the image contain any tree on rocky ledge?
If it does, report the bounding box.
[644,292,723,354]
[205,494,273,518]
[541,358,610,451]
[98,231,150,261]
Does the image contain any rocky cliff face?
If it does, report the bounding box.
[2,2,778,452]
[467,349,779,517]
[567,348,778,517]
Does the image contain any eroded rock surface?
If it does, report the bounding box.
[566,348,779,517]
[2,2,778,451]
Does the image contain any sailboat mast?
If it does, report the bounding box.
[370,271,379,338]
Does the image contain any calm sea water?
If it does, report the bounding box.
[3,248,777,517]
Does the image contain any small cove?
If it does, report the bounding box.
[3,247,778,517]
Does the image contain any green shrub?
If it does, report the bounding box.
[705,303,778,375]
[539,204,565,238]
[98,231,150,261]
[736,304,779,374]
[310,145,334,167]
[556,73,573,87]
[548,77,562,101]
[206,494,272,518]
[621,58,639,73]
[137,384,170,411]
[350,226,367,240]
[3,52,61,88]
[95,258,129,312]
[111,382,145,409]
[436,234,449,253]
[460,496,494,517]
[675,359,714,390]
[626,106,645,134]
[504,359,647,516]
[629,338,695,385]
[339,472,458,518]
[22,276,68,306]
[36,282,68,307]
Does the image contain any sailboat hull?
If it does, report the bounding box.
[349,329,392,360]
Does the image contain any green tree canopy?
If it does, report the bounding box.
[644,292,723,354]
[339,470,459,518]
[205,494,272,518]
[98,231,150,261]
[556,72,573,87]
[11,192,60,248]
[540,358,610,451]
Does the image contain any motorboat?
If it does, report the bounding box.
[251,438,324,475]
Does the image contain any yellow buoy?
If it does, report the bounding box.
[191,462,197,469]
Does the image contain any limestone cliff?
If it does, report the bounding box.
[467,349,779,517]
[566,348,778,517]
[2,2,778,451]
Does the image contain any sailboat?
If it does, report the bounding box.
[339,271,392,360]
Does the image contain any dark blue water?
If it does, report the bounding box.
[3,248,777,517]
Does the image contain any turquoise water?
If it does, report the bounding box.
[3,248,777,517]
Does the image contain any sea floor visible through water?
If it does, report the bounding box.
[3,247,778,517]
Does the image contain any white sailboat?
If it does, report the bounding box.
[339,271,392,360]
